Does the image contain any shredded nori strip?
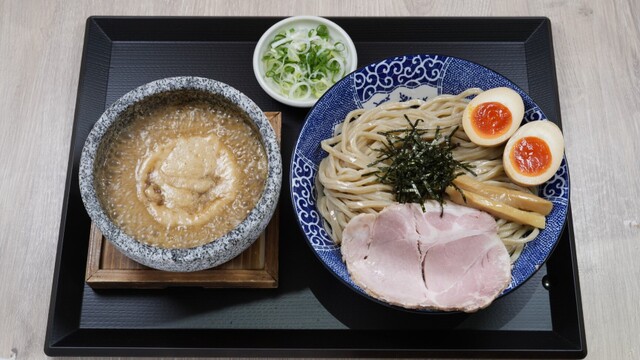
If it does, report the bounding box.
[369,115,474,213]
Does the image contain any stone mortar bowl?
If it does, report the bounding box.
[79,77,282,272]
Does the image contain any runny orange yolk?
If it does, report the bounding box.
[471,102,512,138]
[510,136,552,176]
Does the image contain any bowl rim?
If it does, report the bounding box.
[252,15,358,108]
[79,76,282,272]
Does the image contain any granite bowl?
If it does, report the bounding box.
[79,76,282,272]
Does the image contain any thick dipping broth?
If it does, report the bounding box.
[95,93,268,249]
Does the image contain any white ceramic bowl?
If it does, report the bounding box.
[79,77,282,272]
[253,16,358,108]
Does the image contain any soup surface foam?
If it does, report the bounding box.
[95,99,268,249]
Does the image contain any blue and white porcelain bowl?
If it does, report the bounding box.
[291,54,569,307]
[79,77,282,272]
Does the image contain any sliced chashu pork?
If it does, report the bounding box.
[341,202,511,312]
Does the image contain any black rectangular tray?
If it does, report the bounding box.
[45,16,586,358]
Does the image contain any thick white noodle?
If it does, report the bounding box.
[316,88,538,261]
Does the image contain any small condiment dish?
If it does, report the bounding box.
[253,16,358,108]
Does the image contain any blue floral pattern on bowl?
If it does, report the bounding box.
[290,54,569,308]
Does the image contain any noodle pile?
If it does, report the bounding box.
[316,88,539,262]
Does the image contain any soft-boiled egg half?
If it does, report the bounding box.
[503,121,565,186]
[462,87,525,146]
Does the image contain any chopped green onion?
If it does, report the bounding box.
[262,25,349,100]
